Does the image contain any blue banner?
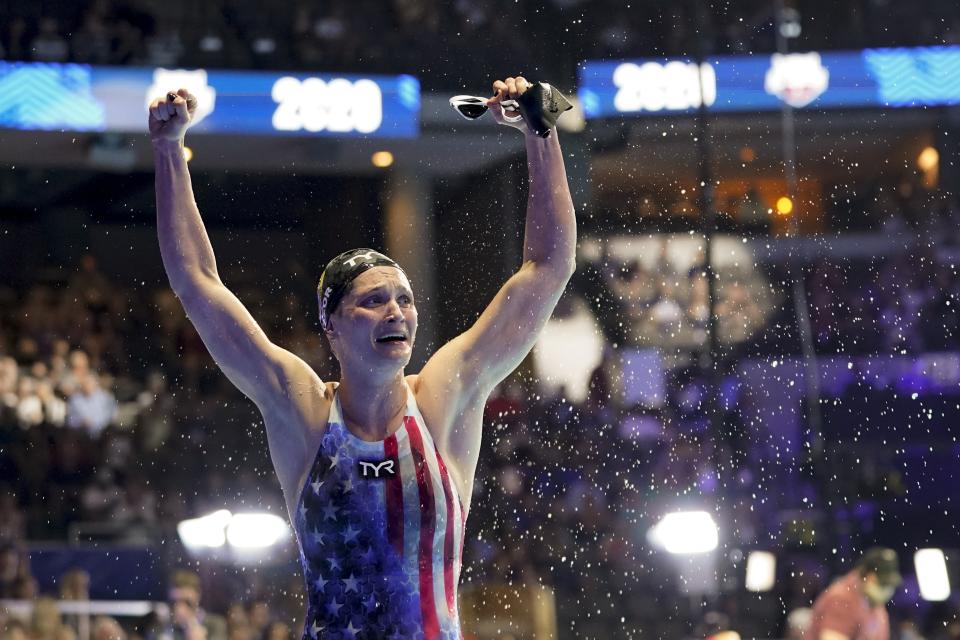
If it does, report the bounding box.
[29,546,164,600]
[579,45,960,118]
[0,63,420,138]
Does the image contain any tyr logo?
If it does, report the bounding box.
[358,459,397,479]
[343,251,377,268]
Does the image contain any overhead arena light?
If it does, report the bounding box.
[177,510,291,552]
[915,548,951,601]
[745,551,777,592]
[648,511,719,554]
[177,509,232,549]
[226,513,290,549]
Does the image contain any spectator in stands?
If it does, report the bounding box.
[80,469,122,522]
[0,544,30,599]
[244,602,269,640]
[29,597,71,640]
[71,11,113,64]
[2,18,29,61]
[716,280,766,345]
[2,620,30,640]
[223,606,247,640]
[58,568,92,638]
[0,493,26,544]
[35,381,66,428]
[150,570,227,640]
[65,375,117,436]
[264,622,291,640]
[0,358,19,423]
[804,548,901,640]
[111,474,158,530]
[91,618,125,640]
[14,377,42,430]
[30,18,70,62]
[58,351,93,398]
[59,568,91,601]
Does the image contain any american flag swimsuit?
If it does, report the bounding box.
[294,385,466,639]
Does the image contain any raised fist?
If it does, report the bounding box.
[148,88,198,143]
[487,76,532,135]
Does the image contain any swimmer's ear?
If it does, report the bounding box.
[321,317,334,336]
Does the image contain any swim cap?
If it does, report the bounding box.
[317,249,404,330]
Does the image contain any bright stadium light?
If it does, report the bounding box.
[648,511,719,554]
[917,146,939,172]
[177,510,291,553]
[371,151,394,168]
[746,551,777,592]
[776,196,794,215]
[177,509,232,549]
[226,513,291,549]
[914,549,951,601]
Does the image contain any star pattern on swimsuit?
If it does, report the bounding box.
[343,573,360,593]
[359,546,377,564]
[342,524,360,545]
[322,504,339,521]
[312,576,328,592]
[298,420,430,638]
[325,598,343,617]
[327,555,341,572]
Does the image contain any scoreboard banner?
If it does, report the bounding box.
[0,63,420,138]
[579,45,960,118]
[2,45,958,133]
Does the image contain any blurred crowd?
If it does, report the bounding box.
[0,565,301,640]
[587,244,774,353]
[580,234,960,361]
[806,249,960,355]
[2,0,959,90]
[0,247,958,637]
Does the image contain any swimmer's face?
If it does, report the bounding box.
[328,267,417,366]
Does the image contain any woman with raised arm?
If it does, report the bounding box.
[150,75,575,637]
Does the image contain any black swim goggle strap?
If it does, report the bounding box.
[448,82,573,138]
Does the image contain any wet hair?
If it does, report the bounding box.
[316,249,405,331]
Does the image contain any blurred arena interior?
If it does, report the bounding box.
[1,0,960,638]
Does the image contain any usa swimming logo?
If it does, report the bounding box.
[764,52,829,108]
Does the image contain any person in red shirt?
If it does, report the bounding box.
[805,548,902,640]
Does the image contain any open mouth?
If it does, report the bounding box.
[375,334,407,344]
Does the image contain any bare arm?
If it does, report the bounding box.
[416,76,576,474]
[151,90,321,416]
[452,125,576,387]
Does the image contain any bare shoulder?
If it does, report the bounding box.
[271,378,336,438]
[407,373,457,434]
[407,372,484,508]
[262,378,337,504]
